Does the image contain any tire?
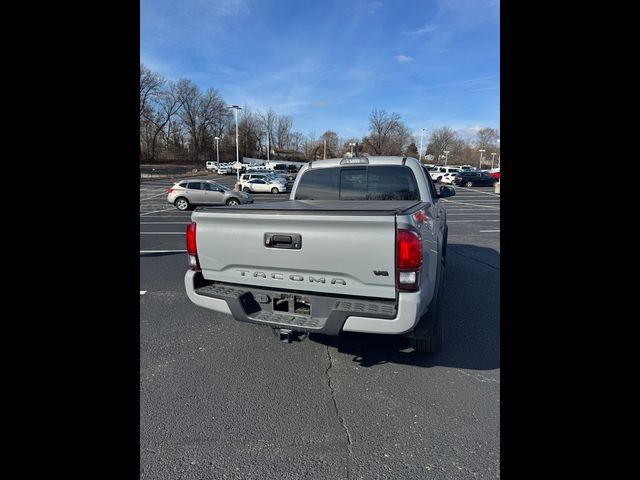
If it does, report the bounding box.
[406,262,445,354]
[271,187,279,194]
[465,181,473,188]
[436,176,442,183]
[243,187,251,193]
[174,197,190,211]
[226,198,240,206]
[411,315,443,353]
[441,226,448,266]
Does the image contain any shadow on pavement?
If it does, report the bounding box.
[309,244,500,371]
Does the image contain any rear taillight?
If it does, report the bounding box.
[168,188,174,193]
[396,229,422,291]
[186,222,200,271]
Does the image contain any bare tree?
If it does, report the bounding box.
[404,142,419,158]
[476,127,499,150]
[426,127,459,164]
[142,81,183,160]
[290,132,306,153]
[258,108,278,153]
[176,79,226,161]
[363,109,411,155]
[140,64,164,118]
[303,132,320,159]
[275,115,293,149]
[319,131,340,158]
[237,106,262,159]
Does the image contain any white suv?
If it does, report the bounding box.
[430,166,460,183]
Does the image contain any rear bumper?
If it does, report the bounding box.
[184,270,422,335]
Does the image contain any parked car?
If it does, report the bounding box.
[217,166,234,175]
[441,169,461,184]
[452,171,498,187]
[488,168,500,180]
[240,172,288,185]
[241,178,288,194]
[167,179,253,210]
[205,161,217,171]
[430,166,461,183]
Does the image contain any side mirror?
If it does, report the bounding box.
[438,185,456,198]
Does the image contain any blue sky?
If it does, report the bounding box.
[141,0,499,142]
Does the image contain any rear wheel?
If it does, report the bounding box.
[271,187,279,194]
[174,197,190,211]
[465,181,473,188]
[406,260,445,354]
[243,187,251,193]
[226,198,239,206]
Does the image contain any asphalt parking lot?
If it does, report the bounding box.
[140,175,500,479]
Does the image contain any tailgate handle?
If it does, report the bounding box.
[265,233,302,249]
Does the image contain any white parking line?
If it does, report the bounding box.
[454,187,501,197]
[445,207,499,210]
[448,219,500,223]
[140,291,147,295]
[140,208,176,216]
[448,212,500,216]
[442,200,500,209]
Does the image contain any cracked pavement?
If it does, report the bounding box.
[141,182,499,479]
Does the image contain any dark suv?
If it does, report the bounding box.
[452,171,497,187]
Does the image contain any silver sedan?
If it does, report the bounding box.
[167,179,253,210]
[240,178,288,194]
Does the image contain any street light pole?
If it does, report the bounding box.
[214,136,220,169]
[478,149,485,169]
[419,128,426,162]
[443,150,449,166]
[491,152,496,169]
[324,138,326,160]
[227,105,242,183]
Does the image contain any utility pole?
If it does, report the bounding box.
[214,136,220,169]
[419,128,426,162]
[227,105,242,183]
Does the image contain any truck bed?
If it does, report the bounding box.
[196,199,425,215]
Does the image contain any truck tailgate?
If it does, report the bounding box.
[192,210,398,299]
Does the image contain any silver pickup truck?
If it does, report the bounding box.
[184,156,456,352]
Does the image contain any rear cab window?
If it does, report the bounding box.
[295,165,420,201]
